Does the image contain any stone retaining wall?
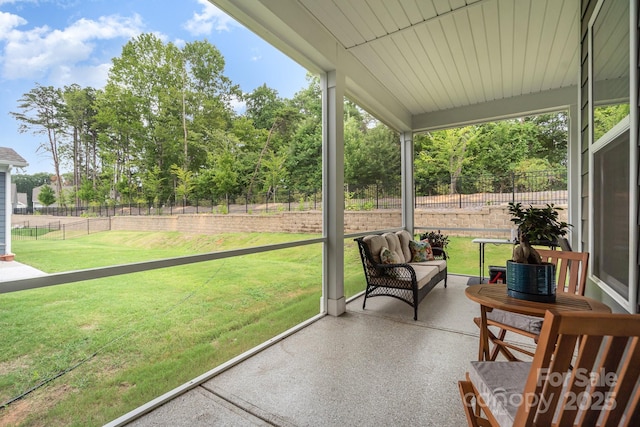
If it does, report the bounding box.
[13,205,568,239]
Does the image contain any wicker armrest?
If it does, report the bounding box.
[374,262,417,282]
[432,247,448,260]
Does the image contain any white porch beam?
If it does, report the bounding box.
[322,70,346,317]
[412,86,578,131]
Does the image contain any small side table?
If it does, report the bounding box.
[471,238,513,283]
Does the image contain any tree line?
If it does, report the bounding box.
[12,33,570,209]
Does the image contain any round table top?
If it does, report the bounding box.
[465,284,612,317]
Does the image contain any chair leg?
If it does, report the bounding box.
[458,380,492,427]
[473,317,519,361]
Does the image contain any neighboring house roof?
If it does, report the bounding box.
[0,147,28,168]
[32,184,74,207]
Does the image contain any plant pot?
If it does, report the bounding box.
[506,260,556,303]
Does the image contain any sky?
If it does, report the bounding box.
[0,0,310,174]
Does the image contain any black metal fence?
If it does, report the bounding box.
[415,169,567,208]
[11,218,111,241]
[14,169,567,217]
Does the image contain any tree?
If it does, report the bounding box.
[62,84,99,198]
[528,113,568,166]
[344,115,401,191]
[170,164,195,205]
[245,84,284,130]
[142,166,165,205]
[11,84,66,196]
[12,173,50,208]
[415,126,477,194]
[286,75,323,191]
[38,185,56,207]
[103,33,240,203]
[261,151,288,201]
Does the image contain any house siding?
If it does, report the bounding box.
[0,171,5,254]
[581,0,640,313]
[580,0,594,253]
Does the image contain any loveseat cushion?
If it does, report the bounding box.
[382,232,405,264]
[395,230,413,262]
[363,234,388,263]
[468,361,531,427]
[410,259,447,272]
[410,264,440,289]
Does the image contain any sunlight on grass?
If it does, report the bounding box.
[3,231,513,426]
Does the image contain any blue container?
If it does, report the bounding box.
[506,260,556,303]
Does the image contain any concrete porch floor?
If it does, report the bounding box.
[115,275,535,426]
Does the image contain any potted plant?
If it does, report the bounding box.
[506,202,570,302]
[419,230,449,249]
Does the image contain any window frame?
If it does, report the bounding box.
[588,0,638,313]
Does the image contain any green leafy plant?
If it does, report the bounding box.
[508,202,570,264]
[419,230,449,248]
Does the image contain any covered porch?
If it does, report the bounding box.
[111,274,499,426]
[108,0,635,424]
[1,0,635,424]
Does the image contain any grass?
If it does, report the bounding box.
[444,236,514,277]
[1,231,513,426]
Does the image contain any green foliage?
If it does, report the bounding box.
[37,185,56,207]
[170,164,195,204]
[344,118,401,190]
[418,230,450,248]
[77,179,97,203]
[507,202,569,245]
[593,104,630,141]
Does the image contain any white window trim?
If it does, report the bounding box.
[588,0,639,313]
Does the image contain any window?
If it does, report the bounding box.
[593,125,630,298]
[589,0,636,312]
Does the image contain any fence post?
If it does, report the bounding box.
[512,172,515,203]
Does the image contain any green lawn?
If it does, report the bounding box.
[2,231,512,426]
[444,236,514,278]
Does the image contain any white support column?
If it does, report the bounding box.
[401,132,415,234]
[567,104,581,250]
[321,70,346,317]
[2,169,9,256]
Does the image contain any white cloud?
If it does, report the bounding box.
[49,62,111,88]
[184,0,236,35]
[229,94,245,114]
[250,48,262,62]
[0,13,144,85]
[0,11,26,34]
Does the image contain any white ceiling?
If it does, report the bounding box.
[211,0,581,132]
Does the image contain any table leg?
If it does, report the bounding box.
[478,243,482,283]
[479,305,490,361]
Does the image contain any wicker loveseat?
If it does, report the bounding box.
[354,230,448,320]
